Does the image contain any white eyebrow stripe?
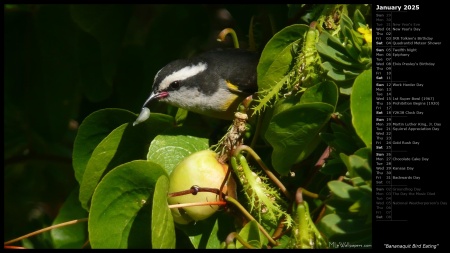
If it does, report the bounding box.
[154,68,163,82]
[159,62,207,90]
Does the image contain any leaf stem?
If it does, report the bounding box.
[217,28,240,49]
[248,114,263,153]
[168,201,226,209]
[4,218,89,245]
[248,16,256,51]
[167,185,222,198]
[224,232,256,249]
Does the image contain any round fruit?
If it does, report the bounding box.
[168,150,228,224]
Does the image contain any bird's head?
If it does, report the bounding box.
[134,48,259,126]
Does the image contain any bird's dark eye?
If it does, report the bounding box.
[169,81,180,90]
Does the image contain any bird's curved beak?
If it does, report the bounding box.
[133,91,168,126]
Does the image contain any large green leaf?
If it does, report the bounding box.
[176,212,235,249]
[88,160,169,248]
[341,153,372,181]
[319,157,346,175]
[352,9,366,27]
[317,213,372,248]
[299,80,339,108]
[72,108,137,185]
[327,180,355,200]
[317,30,364,69]
[147,127,209,175]
[351,69,372,147]
[152,175,176,248]
[264,81,338,146]
[320,130,361,156]
[79,113,174,210]
[50,188,88,249]
[354,147,372,180]
[236,220,263,249]
[265,102,334,175]
[321,61,361,83]
[257,24,309,92]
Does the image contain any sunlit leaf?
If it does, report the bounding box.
[79,113,174,210]
[88,160,168,248]
[257,24,309,91]
[317,214,372,248]
[175,212,234,249]
[236,220,262,249]
[299,80,339,108]
[327,180,354,200]
[351,69,372,147]
[72,108,137,184]
[265,102,334,175]
[152,176,176,249]
[147,127,209,175]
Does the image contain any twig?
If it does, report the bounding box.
[4,218,88,245]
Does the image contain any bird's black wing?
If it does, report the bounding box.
[199,48,259,95]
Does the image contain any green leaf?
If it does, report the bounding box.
[88,160,168,249]
[321,61,361,83]
[351,177,367,187]
[79,113,174,211]
[72,108,137,185]
[348,155,372,181]
[147,127,209,175]
[299,80,339,108]
[176,212,235,249]
[317,30,358,68]
[236,220,262,249]
[175,108,189,125]
[348,194,372,215]
[339,153,353,177]
[152,176,176,249]
[257,24,309,92]
[321,131,360,155]
[353,9,366,28]
[351,69,372,147]
[354,147,372,161]
[317,213,372,248]
[51,188,88,249]
[265,102,334,175]
[340,15,361,53]
[259,95,301,143]
[327,181,354,200]
[320,158,346,175]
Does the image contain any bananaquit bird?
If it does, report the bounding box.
[133,48,259,126]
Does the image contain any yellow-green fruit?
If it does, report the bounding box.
[168,150,228,224]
